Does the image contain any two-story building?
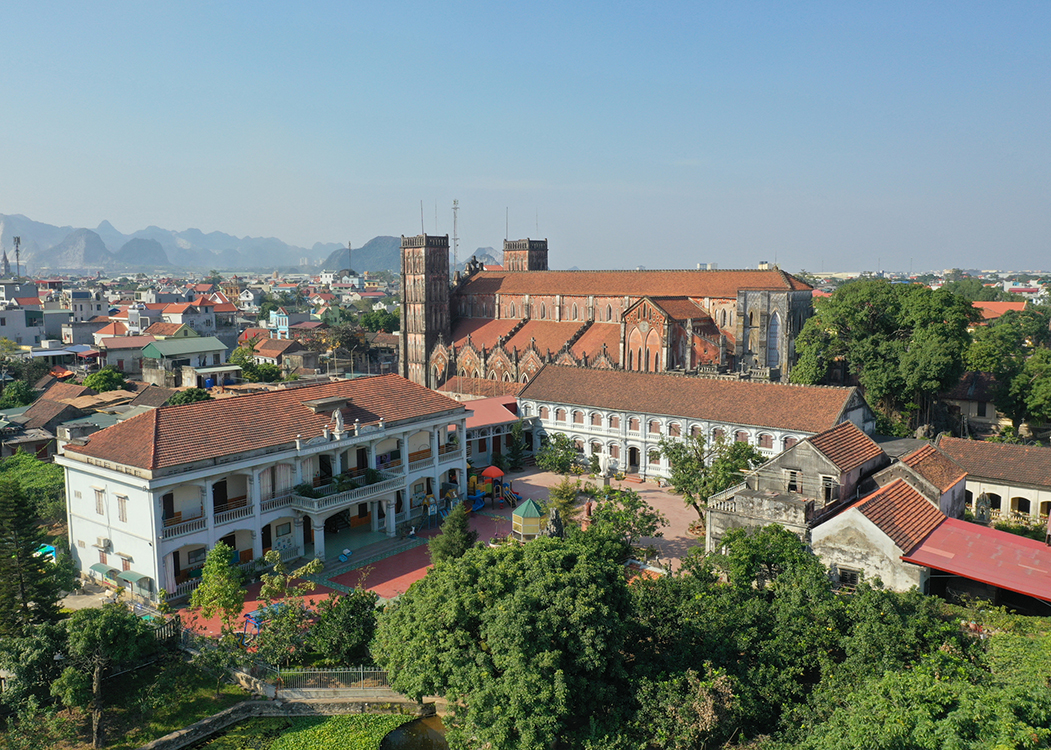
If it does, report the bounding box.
[517,364,875,479]
[56,375,469,602]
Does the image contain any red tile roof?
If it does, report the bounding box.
[239,327,271,343]
[41,381,94,401]
[901,444,967,493]
[144,322,185,337]
[649,297,710,320]
[464,396,519,429]
[65,374,466,470]
[94,321,128,337]
[848,478,944,553]
[519,365,860,434]
[98,335,156,350]
[903,518,1051,602]
[457,268,812,298]
[163,303,197,314]
[936,436,1051,490]
[570,323,622,364]
[973,301,1026,320]
[504,321,580,355]
[254,338,303,355]
[19,399,83,431]
[808,421,885,472]
[452,318,519,350]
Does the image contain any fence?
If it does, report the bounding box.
[261,665,391,692]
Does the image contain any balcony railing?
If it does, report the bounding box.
[437,447,464,464]
[408,456,435,472]
[261,493,293,514]
[290,470,402,514]
[215,502,255,526]
[161,514,206,540]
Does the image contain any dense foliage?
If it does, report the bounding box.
[791,279,979,427]
[83,367,128,393]
[166,387,214,405]
[0,379,36,408]
[0,478,63,636]
[535,432,579,474]
[376,523,1051,750]
[0,448,66,524]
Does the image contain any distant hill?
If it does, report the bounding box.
[35,229,112,271]
[322,236,401,273]
[113,237,171,268]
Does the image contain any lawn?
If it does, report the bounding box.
[191,714,414,750]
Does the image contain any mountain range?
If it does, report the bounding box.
[0,213,503,275]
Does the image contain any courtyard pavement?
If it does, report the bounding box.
[176,467,701,635]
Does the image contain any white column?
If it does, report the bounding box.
[385,498,396,537]
[248,470,263,558]
[370,501,380,532]
[312,518,326,561]
[332,451,343,475]
[199,480,215,544]
[294,516,306,556]
[295,458,304,485]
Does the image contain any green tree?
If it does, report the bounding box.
[254,362,282,382]
[535,432,579,474]
[546,476,584,527]
[229,343,261,380]
[51,604,156,748]
[0,478,63,637]
[359,308,400,333]
[0,449,66,524]
[190,631,244,697]
[719,524,814,591]
[374,537,632,750]
[189,542,245,634]
[507,418,527,471]
[83,367,127,393]
[253,550,322,668]
[591,488,667,549]
[658,433,764,519]
[791,280,978,426]
[0,621,68,711]
[309,588,380,665]
[428,501,478,564]
[165,387,214,406]
[0,379,36,408]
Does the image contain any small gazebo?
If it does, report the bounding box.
[512,499,547,542]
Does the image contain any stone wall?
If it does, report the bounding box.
[139,698,431,750]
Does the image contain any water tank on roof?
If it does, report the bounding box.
[204,377,215,390]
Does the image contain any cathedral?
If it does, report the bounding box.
[398,234,814,393]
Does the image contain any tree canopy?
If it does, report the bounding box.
[83,367,128,393]
[535,432,579,474]
[0,478,63,637]
[165,387,213,406]
[658,433,764,518]
[791,279,979,427]
[428,501,478,564]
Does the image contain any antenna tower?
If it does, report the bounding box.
[347,241,352,276]
[13,236,20,279]
[452,199,460,272]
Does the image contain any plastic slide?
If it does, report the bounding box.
[472,495,485,512]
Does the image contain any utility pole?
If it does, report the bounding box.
[452,199,460,274]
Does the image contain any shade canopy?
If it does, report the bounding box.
[481,465,505,479]
[89,562,118,577]
[117,570,151,586]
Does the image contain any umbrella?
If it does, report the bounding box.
[481,465,505,479]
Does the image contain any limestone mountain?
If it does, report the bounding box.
[113,237,171,268]
[35,229,112,271]
[321,236,401,273]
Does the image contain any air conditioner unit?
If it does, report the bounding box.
[95,536,112,551]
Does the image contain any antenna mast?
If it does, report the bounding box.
[347,241,352,276]
[13,236,20,279]
[452,199,460,272]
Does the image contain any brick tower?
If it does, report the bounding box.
[502,238,549,271]
[399,234,451,387]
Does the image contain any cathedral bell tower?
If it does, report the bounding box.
[502,238,549,271]
[399,234,451,387]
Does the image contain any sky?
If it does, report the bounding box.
[1,2,1048,273]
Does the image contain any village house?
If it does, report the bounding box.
[936,436,1051,521]
[517,364,875,480]
[56,375,469,602]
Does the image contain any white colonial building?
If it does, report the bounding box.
[56,375,468,601]
[517,365,875,479]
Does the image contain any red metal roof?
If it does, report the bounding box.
[902,518,1051,602]
[464,396,519,429]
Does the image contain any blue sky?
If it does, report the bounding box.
[1,2,1048,273]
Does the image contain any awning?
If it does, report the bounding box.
[117,570,151,586]
[77,350,101,359]
[89,562,118,577]
[193,365,242,374]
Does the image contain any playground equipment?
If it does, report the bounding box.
[239,603,285,647]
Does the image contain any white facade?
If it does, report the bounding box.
[963,478,1051,522]
[58,411,468,602]
[518,400,820,479]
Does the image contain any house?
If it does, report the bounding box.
[253,338,317,371]
[56,375,469,601]
[0,306,45,347]
[141,336,230,388]
[3,398,86,458]
[143,322,197,340]
[460,395,533,468]
[62,319,109,346]
[973,301,1026,322]
[517,364,875,479]
[941,372,1001,435]
[868,443,967,518]
[62,289,107,323]
[161,303,216,337]
[95,335,157,377]
[706,421,889,551]
[936,436,1051,521]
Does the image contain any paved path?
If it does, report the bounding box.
[177,468,702,632]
